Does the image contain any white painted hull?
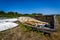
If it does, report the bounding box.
[0,18,17,22]
[0,22,18,31]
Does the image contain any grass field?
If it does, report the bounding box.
[0,16,60,40]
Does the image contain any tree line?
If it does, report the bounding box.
[0,11,42,18]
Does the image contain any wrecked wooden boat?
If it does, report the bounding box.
[18,15,57,33]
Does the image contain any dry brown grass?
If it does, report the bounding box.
[0,16,60,40]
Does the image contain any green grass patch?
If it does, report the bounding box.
[18,22,42,34]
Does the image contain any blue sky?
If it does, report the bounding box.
[0,0,60,15]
